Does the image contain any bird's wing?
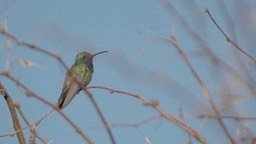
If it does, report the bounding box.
[58,66,89,109]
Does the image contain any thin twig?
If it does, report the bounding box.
[153,105,206,144]
[0,28,68,69]
[88,85,207,144]
[82,89,116,144]
[15,101,51,144]
[178,106,193,144]
[0,109,54,139]
[164,36,235,143]
[0,72,93,144]
[59,77,117,144]
[161,0,256,101]
[87,86,144,101]
[90,115,161,131]
[203,8,256,63]
[1,29,117,144]
[186,114,256,121]
[0,82,26,144]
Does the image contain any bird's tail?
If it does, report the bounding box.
[58,84,79,109]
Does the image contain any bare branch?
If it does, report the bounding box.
[186,114,256,121]
[87,86,144,101]
[0,72,93,144]
[90,115,161,130]
[0,82,26,144]
[81,88,116,144]
[0,28,68,70]
[159,36,235,143]
[1,29,117,144]
[203,8,256,63]
[14,101,51,144]
[88,85,207,144]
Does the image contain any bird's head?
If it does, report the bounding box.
[75,51,108,64]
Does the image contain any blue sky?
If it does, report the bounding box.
[1,0,256,144]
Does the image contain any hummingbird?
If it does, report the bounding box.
[58,51,108,109]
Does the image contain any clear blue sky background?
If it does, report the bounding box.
[1,0,256,144]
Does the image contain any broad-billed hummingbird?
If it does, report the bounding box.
[58,51,108,109]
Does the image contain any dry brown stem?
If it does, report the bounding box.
[0,82,26,144]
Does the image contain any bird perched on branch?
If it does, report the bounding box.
[58,51,108,109]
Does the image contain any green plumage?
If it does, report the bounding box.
[57,51,107,109]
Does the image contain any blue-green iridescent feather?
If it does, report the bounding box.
[58,52,93,109]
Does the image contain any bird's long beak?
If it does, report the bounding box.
[92,51,108,58]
